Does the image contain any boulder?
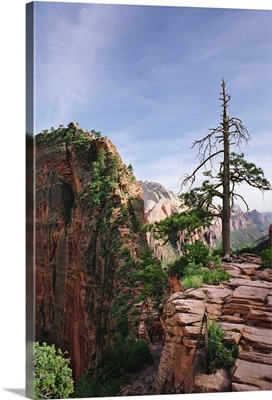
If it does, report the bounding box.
[194,369,230,393]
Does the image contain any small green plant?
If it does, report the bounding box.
[182,274,203,289]
[208,320,238,373]
[169,242,229,288]
[132,248,167,300]
[73,336,152,398]
[260,248,272,269]
[169,241,211,277]
[112,336,153,373]
[34,342,74,400]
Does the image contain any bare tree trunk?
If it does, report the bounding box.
[221,79,231,259]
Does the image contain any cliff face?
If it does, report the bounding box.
[141,181,183,262]
[156,255,272,394]
[35,125,147,379]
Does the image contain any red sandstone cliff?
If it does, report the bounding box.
[155,255,272,394]
[35,125,147,380]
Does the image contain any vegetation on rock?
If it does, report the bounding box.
[260,248,272,269]
[208,320,238,373]
[168,241,229,288]
[73,334,152,398]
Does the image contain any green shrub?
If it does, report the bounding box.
[132,248,167,300]
[170,242,229,288]
[113,336,153,373]
[34,342,74,400]
[170,241,211,277]
[208,320,238,373]
[182,274,203,289]
[260,248,272,269]
[202,266,230,284]
[73,336,152,398]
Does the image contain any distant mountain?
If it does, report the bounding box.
[248,209,272,230]
[141,180,271,257]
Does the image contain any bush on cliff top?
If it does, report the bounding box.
[34,342,74,399]
[169,241,230,288]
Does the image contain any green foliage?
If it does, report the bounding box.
[73,336,152,397]
[143,209,212,244]
[74,133,92,150]
[169,241,229,288]
[230,152,271,192]
[208,320,238,373]
[202,265,230,285]
[169,241,211,277]
[112,336,153,373]
[260,248,272,269]
[182,274,203,289]
[132,248,167,300]
[87,149,119,208]
[34,342,74,400]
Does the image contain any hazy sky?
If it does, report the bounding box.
[32,0,271,211]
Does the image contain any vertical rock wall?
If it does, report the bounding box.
[35,127,146,379]
[156,256,272,393]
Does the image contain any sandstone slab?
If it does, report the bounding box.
[228,277,271,289]
[172,299,205,315]
[219,315,245,324]
[202,286,233,303]
[232,263,260,275]
[185,288,206,300]
[232,359,272,391]
[247,309,272,327]
[241,325,272,350]
[205,303,222,318]
[238,349,272,365]
[232,382,259,391]
[219,322,245,333]
[173,312,203,326]
[232,285,270,302]
[194,370,230,393]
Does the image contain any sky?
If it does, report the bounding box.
[0,2,271,398]
[30,0,271,212]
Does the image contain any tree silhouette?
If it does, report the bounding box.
[145,79,271,259]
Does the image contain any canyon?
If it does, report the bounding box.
[33,125,271,396]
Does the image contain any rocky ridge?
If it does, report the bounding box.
[35,125,148,380]
[156,254,272,394]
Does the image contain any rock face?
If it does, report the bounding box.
[140,180,183,261]
[35,125,147,380]
[155,255,272,394]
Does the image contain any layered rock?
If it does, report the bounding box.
[155,255,272,394]
[35,125,147,380]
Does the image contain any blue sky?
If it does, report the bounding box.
[32,0,272,211]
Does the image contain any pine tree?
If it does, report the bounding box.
[146,79,271,259]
